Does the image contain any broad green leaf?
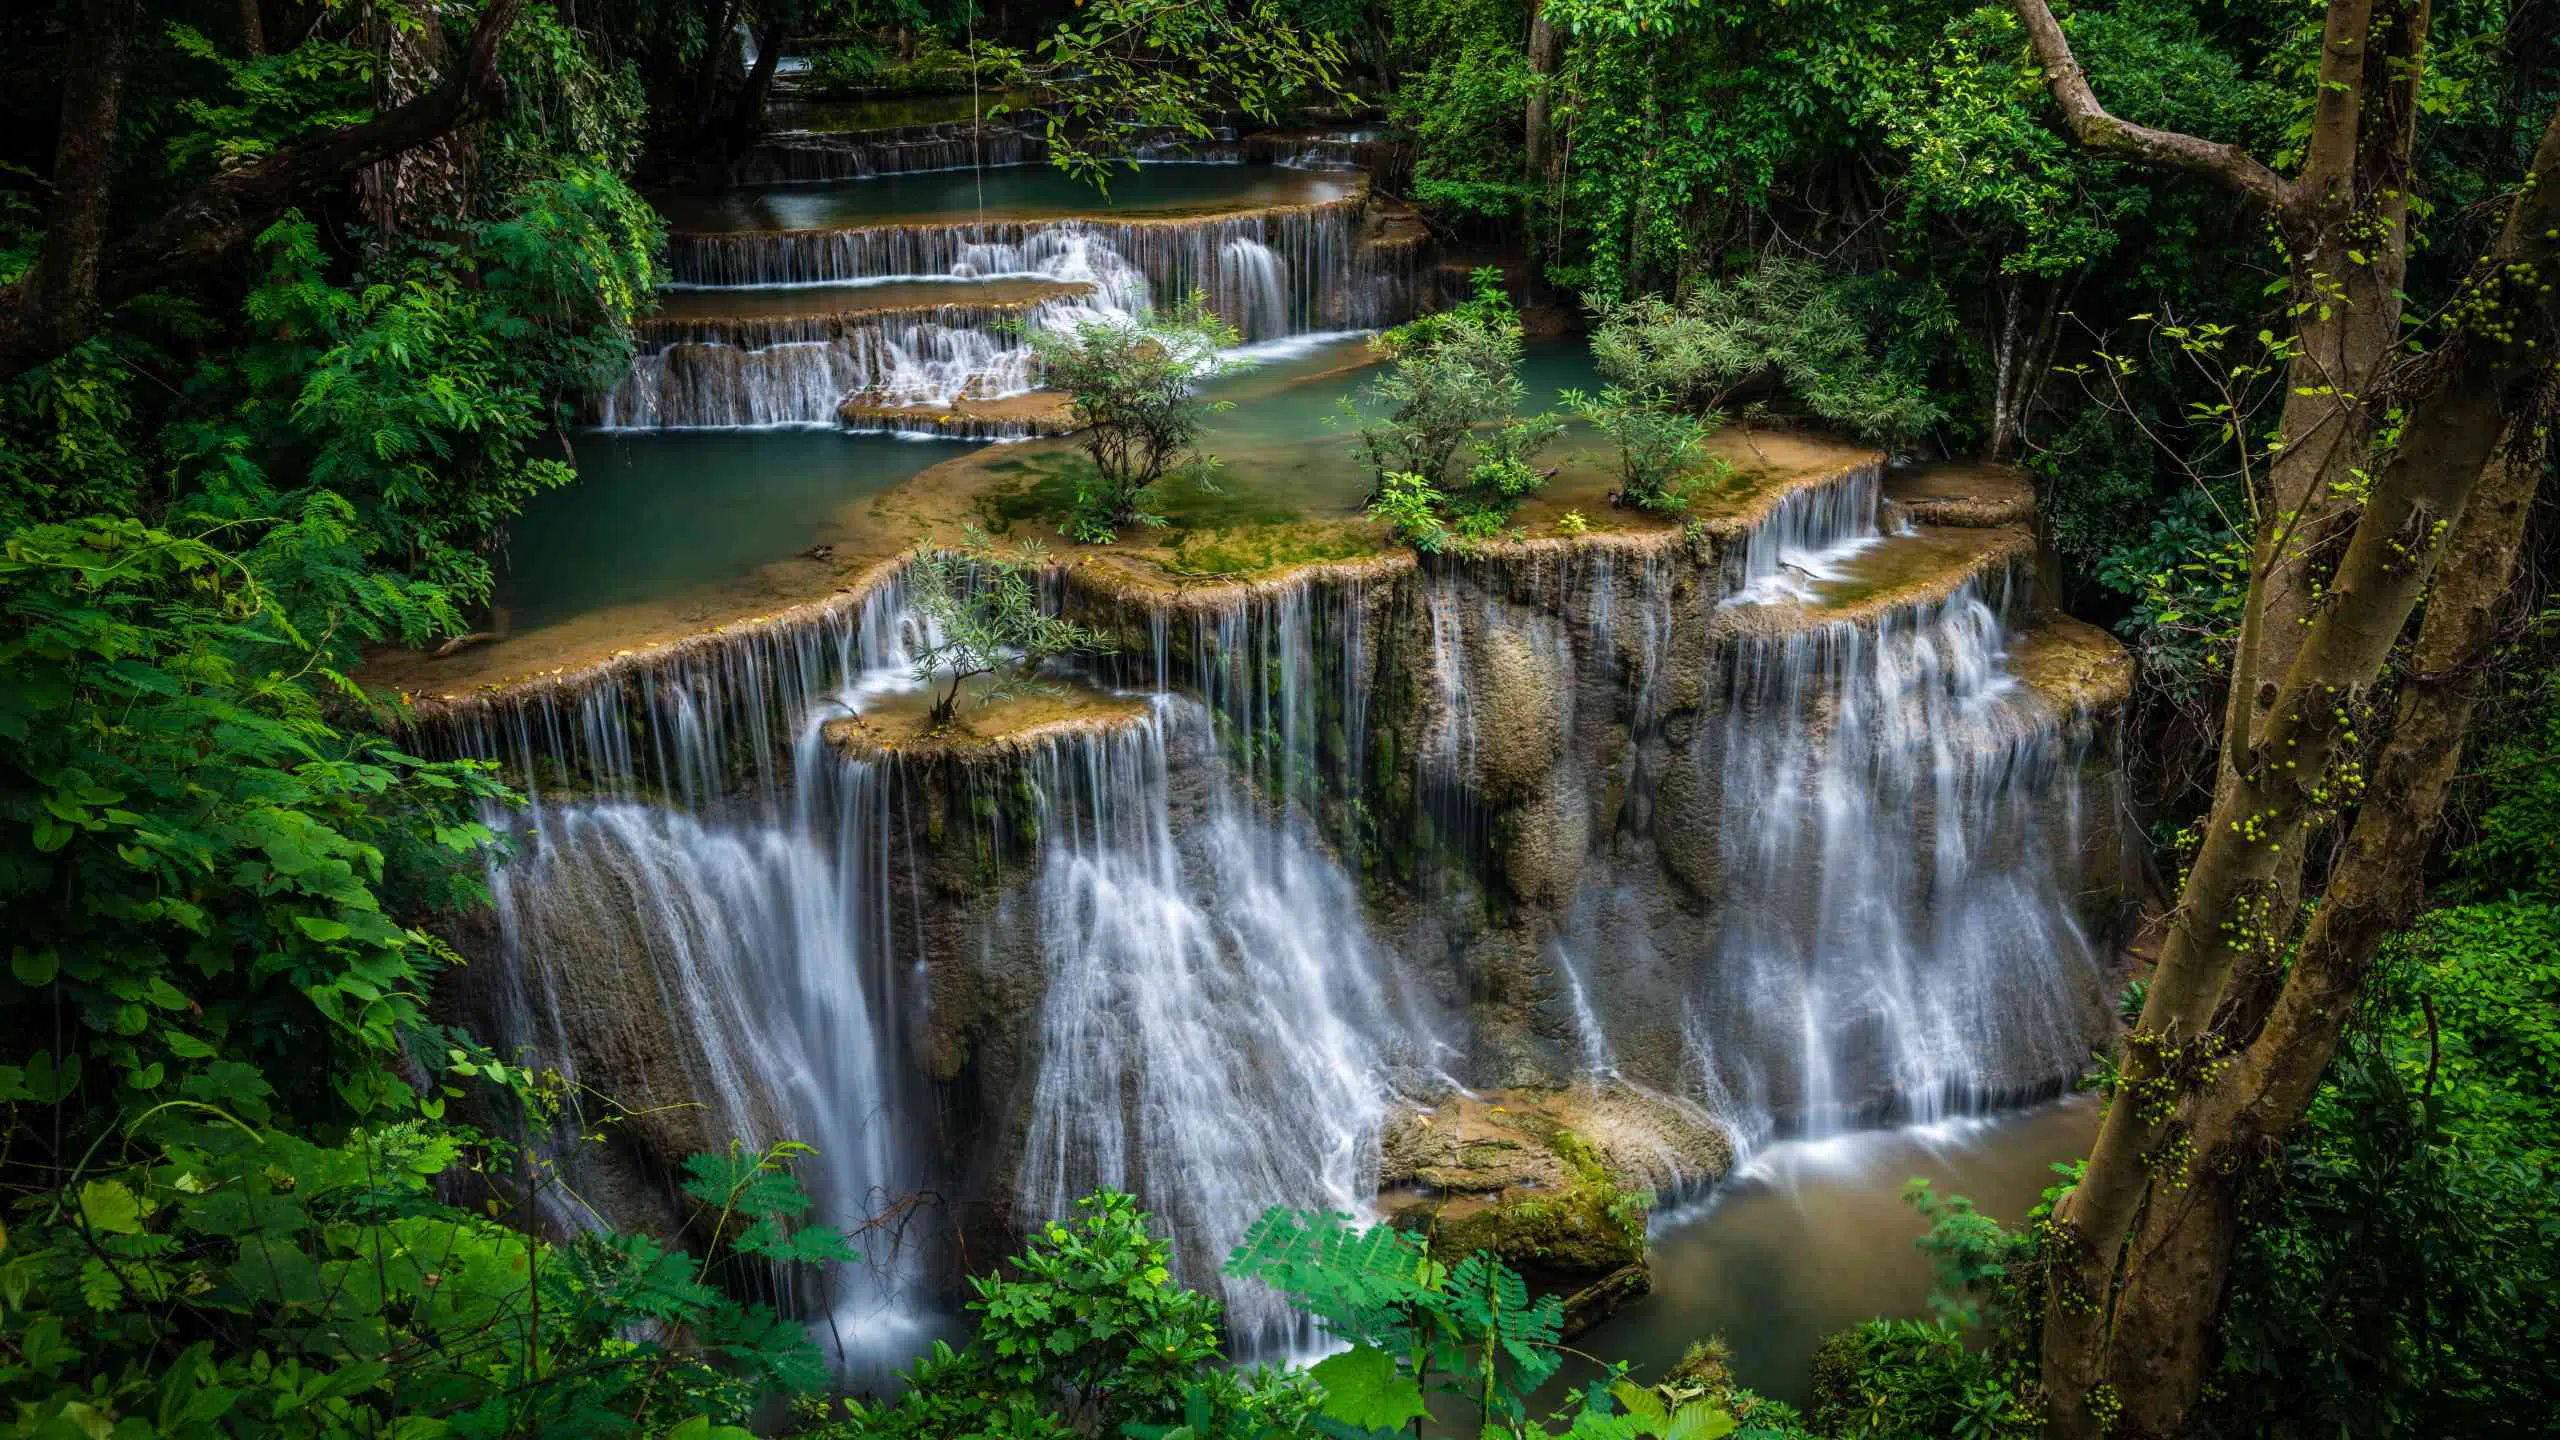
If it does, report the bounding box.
[1311,1343,1429,1433]
[78,1180,146,1235]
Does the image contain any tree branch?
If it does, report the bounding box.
[2011,0,2291,211]
[0,0,530,378]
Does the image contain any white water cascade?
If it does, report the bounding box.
[1699,585,2101,1139]
[1014,697,1418,1354]
[613,194,1412,432]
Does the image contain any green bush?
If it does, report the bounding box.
[1585,261,1945,453]
[1024,295,1244,544]
[1559,384,1727,512]
[1351,270,1561,539]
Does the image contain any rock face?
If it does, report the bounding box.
[420,453,2137,1346]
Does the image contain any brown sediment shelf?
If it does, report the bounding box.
[818,683,1152,761]
[1718,524,2038,635]
[362,422,1882,711]
[2011,614,2135,714]
[1887,461,2039,528]
[838,389,1077,440]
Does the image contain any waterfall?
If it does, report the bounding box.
[1218,240,1290,345]
[736,123,1047,184]
[1696,582,2101,1136]
[1014,697,1413,1356]
[662,204,1395,336]
[483,780,927,1361]
[1726,459,1890,603]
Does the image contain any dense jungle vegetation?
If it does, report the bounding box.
[2,2,2555,1437]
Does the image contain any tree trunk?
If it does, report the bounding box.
[239,0,266,57]
[728,19,785,156]
[1524,5,1562,185]
[690,0,743,138]
[2011,1,2560,1427]
[2097,401,2546,1435]
[28,0,142,358]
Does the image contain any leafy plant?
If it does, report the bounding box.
[1369,471,1456,555]
[1349,270,1562,532]
[903,527,1114,729]
[1023,295,1245,544]
[1558,384,1726,512]
[1585,261,1944,452]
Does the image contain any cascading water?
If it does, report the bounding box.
[1695,579,2102,1140]
[1726,459,1892,603]
[1014,697,1417,1354]
[446,449,2125,1371]
[455,582,951,1368]
[615,193,1414,434]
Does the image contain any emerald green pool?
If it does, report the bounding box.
[497,430,980,630]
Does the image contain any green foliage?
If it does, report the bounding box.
[1023,295,1245,544]
[2203,685,2560,1438]
[1368,471,1458,555]
[2091,489,2249,706]
[1558,385,1724,512]
[1226,1206,1610,1434]
[1007,0,1356,188]
[1350,271,1562,534]
[1586,261,1945,452]
[840,1192,1308,1440]
[974,1192,1226,1430]
[0,1110,853,1440]
[2444,661,2560,903]
[0,516,503,1124]
[1806,1320,2029,1440]
[904,527,1114,728]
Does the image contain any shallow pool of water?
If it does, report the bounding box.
[1179,335,1611,519]
[498,429,980,630]
[1555,1098,2099,1407]
[655,163,1357,233]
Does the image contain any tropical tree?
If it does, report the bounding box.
[1025,295,1245,544]
[2004,2,2560,1433]
[905,529,1113,729]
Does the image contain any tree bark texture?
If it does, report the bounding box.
[728,19,786,156]
[1524,4,1562,185]
[2012,1,2558,1434]
[2101,403,2547,1435]
[29,0,142,358]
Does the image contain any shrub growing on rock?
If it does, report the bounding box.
[1023,294,1244,544]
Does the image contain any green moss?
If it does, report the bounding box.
[1418,1127,1652,1281]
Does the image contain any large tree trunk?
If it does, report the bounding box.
[690,0,744,138]
[1524,4,1562,184]
[2097,401,2546,1434]
[28,0,142,358]
[2038,101,2560,1438]
[727,19,786,157]
[2012,2,2558,1432]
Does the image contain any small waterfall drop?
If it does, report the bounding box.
[1699,583,2100,1136]
[1015,696,1416,1356]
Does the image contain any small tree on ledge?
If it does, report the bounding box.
[906,528,1113,730]
[1022,293,1246,544]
